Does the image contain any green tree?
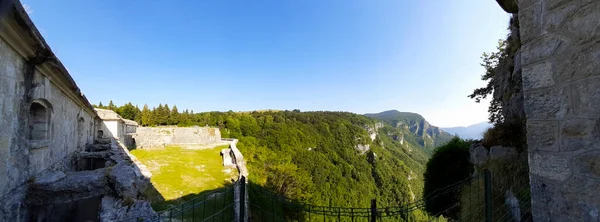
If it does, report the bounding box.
[117,102,137,120]
[468,40,507,124]
[170,105,180,125]
[141,104,153,126]
[107,100,117,111]
[423,137,473,220]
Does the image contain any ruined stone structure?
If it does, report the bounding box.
[95,108,138,148]
[495,0,600,220]
[0,1,97,220]
[0,1,155,221]
[133,126,222,149]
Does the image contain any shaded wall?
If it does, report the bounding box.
[517,0,600,220]
[0,36,95,220]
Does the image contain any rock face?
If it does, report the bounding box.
[509,0,600,220]
[99,196,157,222]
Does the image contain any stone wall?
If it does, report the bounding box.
[0,12,97,222]
[515,0,600,220]
[132,126,221,149]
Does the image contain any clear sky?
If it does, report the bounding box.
[23,0,509,127]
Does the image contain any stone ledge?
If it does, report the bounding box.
[28,139,50,149]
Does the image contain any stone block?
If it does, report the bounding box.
[559,176,600,221]
[528,174,561,221]
[543,0,580,33]
[517,0,537,11]
[529,152,572,181]
[521,34,571,65]
[556,43,600,82]
[519,2,542,43]
[469,143,489,166]
[560,118,600,151]
[573,151,600,179]
[527,121,559,152]
[571,77,600,118]
[563,2,600,44]
[489,146,517,159]
[522,61,555,90]
[523,86,570,120]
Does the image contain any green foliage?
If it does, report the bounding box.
[423,137,473,220]
[366,110,454,153]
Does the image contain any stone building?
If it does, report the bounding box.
[495,0,600,221]
[95,108,138,147]
[0,1,101,220]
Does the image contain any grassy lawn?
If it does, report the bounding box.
[131,145,237,211]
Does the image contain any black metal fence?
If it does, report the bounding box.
[121,155,531,222]
[247,156,532,222]
[119,181,236,222]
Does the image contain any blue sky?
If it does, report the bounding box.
[23,0,509,127]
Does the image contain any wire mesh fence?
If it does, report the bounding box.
[120,155,532,222]
[119,181,236,222]
[247,155,532,222]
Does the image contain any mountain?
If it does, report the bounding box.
[365,110,454,152]
[442,122,492,140]
[188,110,431,220]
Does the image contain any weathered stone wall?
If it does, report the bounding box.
[0,36,96,220]
[132,126,221,148]
[516,0,600,220]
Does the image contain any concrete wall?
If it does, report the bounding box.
[0,36,95,220]
[518,0,600,220]
[132,126,221,148]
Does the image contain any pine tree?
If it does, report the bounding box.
[164,104,171,125]
[141,104,152,126]
[134,105,142,124]
[108,100,117,111]
[171,105,180,125]
[98,102,104,109]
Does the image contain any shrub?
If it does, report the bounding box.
[423,137,473,220]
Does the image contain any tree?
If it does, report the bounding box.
[170,105,180,125]
[108,100,118,111]
[423,137,473,220]
[117,102,137,120]
[97,101,104,109]
[141,104,153,126]
[468,40,507,124]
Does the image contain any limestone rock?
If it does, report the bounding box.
[35,171,66,184]
[469,143,489,166]
[356,144,370,154]
[489,146,518,160]
[27,169,110,205]
[107,163,140,199]
[99,196,157,222]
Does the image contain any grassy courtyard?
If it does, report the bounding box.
[131,145,237,211]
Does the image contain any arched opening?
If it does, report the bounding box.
[29,102,50,140]
[77,117,85,149]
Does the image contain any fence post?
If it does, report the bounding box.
[370,199,377,222]
[240,176,246,222]
[484,169,492,222]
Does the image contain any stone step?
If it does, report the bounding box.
[27,169,110,205]
[94,138,111,144]
[86,144,110,152]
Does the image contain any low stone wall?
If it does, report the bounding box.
[227,139,248,222]
[132,126,221,149]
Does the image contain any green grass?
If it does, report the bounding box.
[131,145,237,210]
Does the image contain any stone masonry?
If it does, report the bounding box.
[132,126,222,149]
[498,0,600,221]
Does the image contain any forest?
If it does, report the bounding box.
[95,102,438,220]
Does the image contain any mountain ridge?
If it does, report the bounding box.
[441,121,492,140]
[365,110,454,152]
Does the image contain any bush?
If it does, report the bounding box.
[482,119,526,152]
[423,137,473,219]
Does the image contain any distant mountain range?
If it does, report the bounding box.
[441,122,492,140]
[365,110,454,152]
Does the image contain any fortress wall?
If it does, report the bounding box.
[132,126,222,149]
[515,0,600,220]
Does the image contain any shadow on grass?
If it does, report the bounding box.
[141,180,237,222]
